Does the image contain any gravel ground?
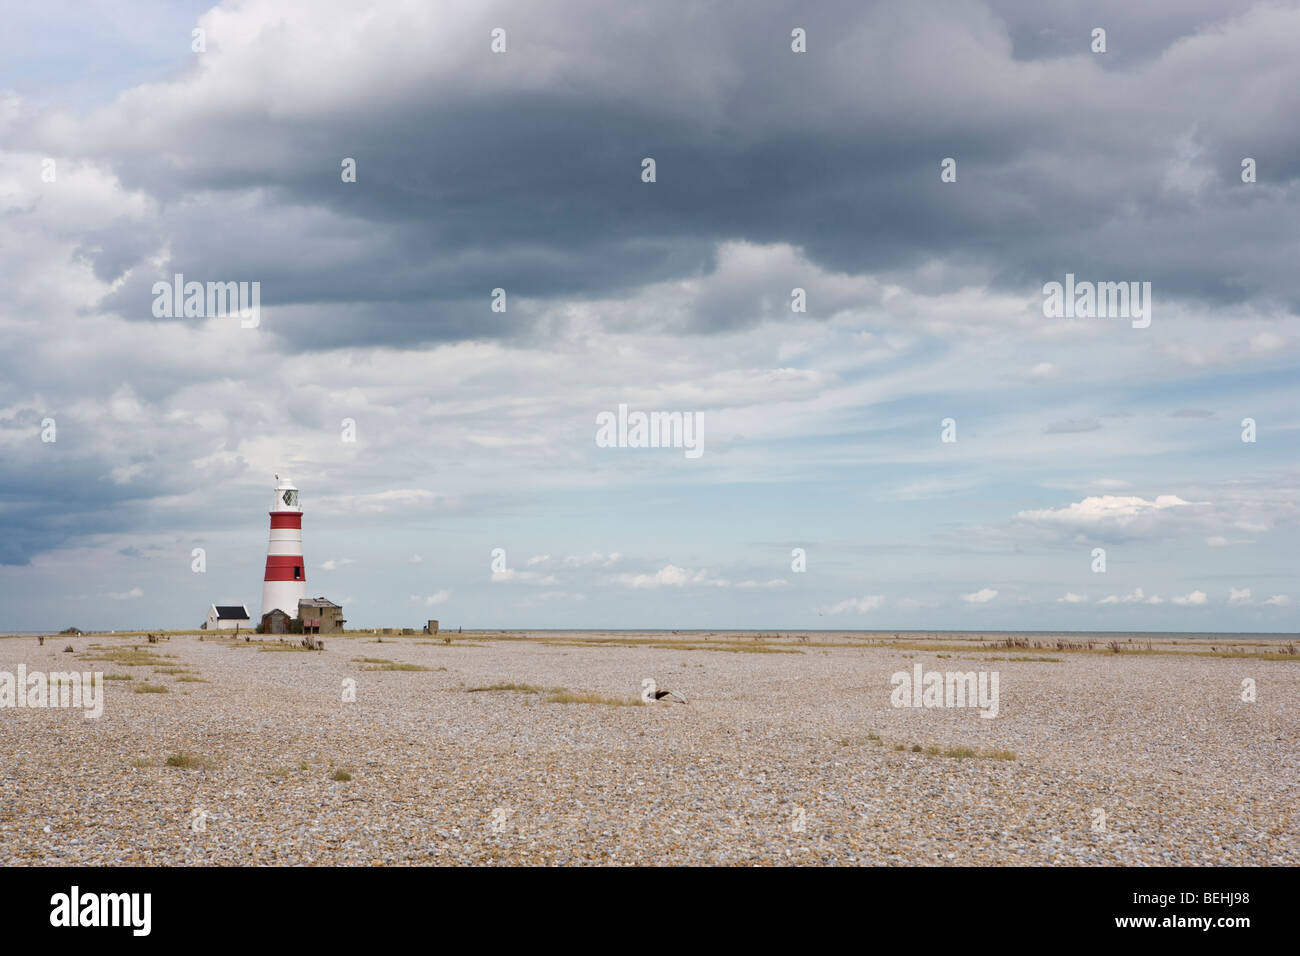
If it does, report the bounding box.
[0,631,1294,865]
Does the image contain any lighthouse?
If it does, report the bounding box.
[260,475,308,621]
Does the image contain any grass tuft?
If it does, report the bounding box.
[78,647,174,667]
[465,682,640,705]
[164,752,215,770]
[891,740,1017,761]
[467,682,542,693]
[543,688,643,706]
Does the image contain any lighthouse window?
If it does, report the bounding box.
[294,566,301,580]
[283,490,298,507]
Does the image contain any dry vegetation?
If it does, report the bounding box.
[839,730,1017,762]
[467,682,642,706]
[75,643,210,690]
[77,645,175,667]
[467,682,543,693]
[350,656,436,672]
[163,752,216,770]
[984,635,1298,661]
[542,688,643,707]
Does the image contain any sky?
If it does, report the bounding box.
[0,0,1296,632]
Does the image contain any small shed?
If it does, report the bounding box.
[206,604,250,630]
[425,620,439,634]
[260,608,294,634]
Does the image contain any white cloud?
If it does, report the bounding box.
[408,554,423,564]
[1228,587,1251,605]
[1017,494,1194,529]
[1057,592,1087,603]
[323,489,445,514]
[961,588,998,604]
[613,564,689,589]
[409,590,450,607]
[107,586,143,600]
[110,462,146,485]
[1170,590,1208,606]
[563,552,621,568]
[1250,331,1285,353]
[1029,362,1058,379]
[1207,535,1252,547]
[491,569,557,585]
[1099,587,1162,605]
[107,384,145,423]
[526,554,551,566]
[1263,595,1291,606]
[612,564,727,589]
[824,595,886,615]
[1234,521,1271,533]
[607,564,783,590]
[320,558,353,571]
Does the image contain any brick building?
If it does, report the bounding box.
[298,597,346,634]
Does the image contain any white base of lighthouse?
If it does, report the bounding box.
[261,580,308,620]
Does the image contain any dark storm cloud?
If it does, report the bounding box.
[33,0,1299,350]
[0,416,160,565]
[990,0,1263,62]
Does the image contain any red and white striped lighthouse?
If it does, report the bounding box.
[260,475,307,620]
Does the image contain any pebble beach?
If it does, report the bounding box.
[1,631,1294,866]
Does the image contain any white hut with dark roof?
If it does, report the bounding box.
[205,604,250,630]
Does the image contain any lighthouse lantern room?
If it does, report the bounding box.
[260,475,308,620]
